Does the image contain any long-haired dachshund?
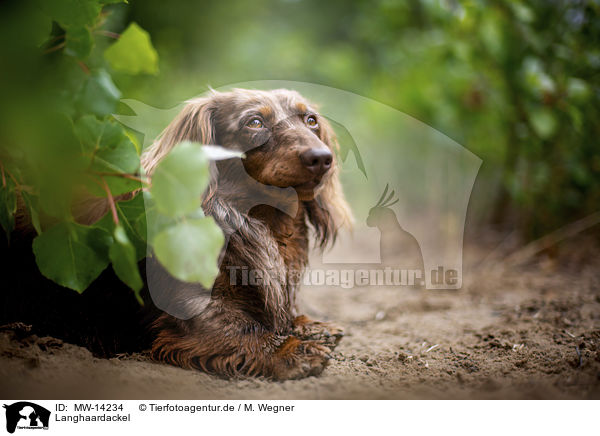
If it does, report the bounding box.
[141,89,352,380]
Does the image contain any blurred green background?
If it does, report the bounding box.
[2,0,599,241]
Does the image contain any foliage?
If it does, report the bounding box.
[146,142,228,287]
[123,0,599,238]
[150,141,210,217]
[0,0,226,300]
[104,22,159,75]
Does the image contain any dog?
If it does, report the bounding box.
[141,89,352,380]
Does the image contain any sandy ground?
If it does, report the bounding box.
[1,231,599,399]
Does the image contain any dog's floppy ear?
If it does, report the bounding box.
[307,116,353,248]
[141,96,217,176]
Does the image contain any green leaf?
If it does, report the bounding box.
[38,179,73,220]
[110,225,143,302]
[76,69,122,117]
[75,116,140,174]
[104,22,159,75]
[0,177,17,239]
[39,0,101,28]
[21,192,42,235]
[95,193,147,260]
[75,115,141,196]
[152,217,224,288]
[509,2,534,23]
[65,26,94,59]
[31,8,53,47]
[150,142,210,217]
[89,175,141,197]
[93,138,140,174]
[567,78,590,101]
[75,115,115,153]
[529,108,557,140]
[33,222,111,292]
[143,192,176,244]
[26,114,84,220]
[75,115,139,158]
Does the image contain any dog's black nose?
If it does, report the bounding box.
[300,148,332,176]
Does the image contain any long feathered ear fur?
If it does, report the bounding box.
[141,92,352,250]
[306,116,353,248]
[141,96,216,176]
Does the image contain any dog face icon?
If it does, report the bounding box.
[3,402,50,434]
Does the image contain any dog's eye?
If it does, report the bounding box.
[305,115,318,129]
[246,118,264,129]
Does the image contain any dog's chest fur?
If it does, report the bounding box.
[247,204,309,322]
[252,205,309,267]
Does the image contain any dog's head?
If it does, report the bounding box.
[143,88,352,245]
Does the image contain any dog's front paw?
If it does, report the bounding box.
[293,315,345,348]
[271,337,332,380]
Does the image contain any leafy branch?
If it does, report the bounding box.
[0,1,225,304]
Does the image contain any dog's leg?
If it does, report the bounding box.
[292,315,344,348]
[268,336,332,380]
[151,314,333,380]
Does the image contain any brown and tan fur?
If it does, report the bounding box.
[142,89,352,380]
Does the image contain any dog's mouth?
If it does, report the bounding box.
[293,178,325,200]
[294,179,322,191]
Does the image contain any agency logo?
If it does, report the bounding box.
[115,80,482,319]
[2,402,50,434]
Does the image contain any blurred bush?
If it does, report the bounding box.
[122,0,600,238]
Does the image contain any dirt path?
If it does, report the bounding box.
[1,234,599,399]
